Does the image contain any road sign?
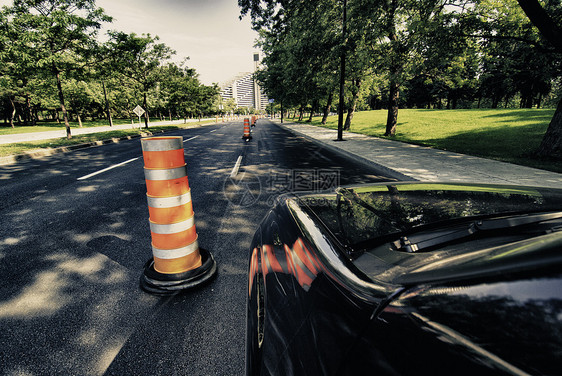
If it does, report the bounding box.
[133,105,145,117]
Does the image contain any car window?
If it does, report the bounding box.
[300,184,562,247]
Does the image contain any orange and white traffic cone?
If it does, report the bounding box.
[140,136,216,294]
[243,118,252,141]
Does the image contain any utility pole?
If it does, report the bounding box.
[337,0,347,141]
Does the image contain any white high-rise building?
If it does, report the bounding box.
[220,72,269,110]
[220,54,268,110]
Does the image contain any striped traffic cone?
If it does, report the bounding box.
[243,118,252,140]
[140,136,216,294]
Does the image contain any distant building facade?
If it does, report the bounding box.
[220,72,269,111]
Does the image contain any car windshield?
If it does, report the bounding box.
[299,183,562,251]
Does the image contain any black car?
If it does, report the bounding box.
[246,182,562,375]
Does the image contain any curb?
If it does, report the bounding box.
[274,120,416,182]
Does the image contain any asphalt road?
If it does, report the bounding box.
[0,119,396,375]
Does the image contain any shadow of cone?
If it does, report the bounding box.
[139,136,217,295]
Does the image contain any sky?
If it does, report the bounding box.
[0,0,261,86]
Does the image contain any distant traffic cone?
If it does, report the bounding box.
[243,118,252,140]
[140,136,217,294]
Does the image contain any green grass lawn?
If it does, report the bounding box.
[0,126,180,157]
[0,118,214,157]
[0,118,138,135]
[301,108,561,173]
[0,119,216,158]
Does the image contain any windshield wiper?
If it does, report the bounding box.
[393,211,562,253]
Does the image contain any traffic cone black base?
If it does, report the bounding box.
[140,248,217,295]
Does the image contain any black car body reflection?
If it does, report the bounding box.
[246,182,562,375]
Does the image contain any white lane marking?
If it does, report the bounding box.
[77,157,139,180]
[184,136,199,142]
[230,156,243,178]
[209,129,218,133]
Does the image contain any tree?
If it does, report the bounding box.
[242,0,342,126]
[64,79,101,126]
[465,0,557,109]
[240,0,562,160]
[159,61,202,120]
[0,5,43,127]
[368,0,459,136]
[342,0,384,130]
[516,0,562,158]
[105,31,175,128]
[456,0,562,156]
[195,84,220,118]
[4,0,111,138]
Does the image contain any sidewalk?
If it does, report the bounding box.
[0,118,213,145]
[274,119,562,189]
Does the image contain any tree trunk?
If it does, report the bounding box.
[280,101,284,123]
[143,91,149,129]
[54,66,71,139]
[536,98,562,159]
[102,81,113,126]
[126,100,134,125]
[344,106,354,131]
[520,90,533,108]
[337,0,347,141]
[298,106,304,121]
[32,107,37,126]
[384,0,400,137]
[344,79,361,131]
[9,96,16,128]
[385,79,399,136]
[517,0,562,51]
[77,112,83,128]
[322,90,333,125]
[307,100,318,123]
[25,94,31,126]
